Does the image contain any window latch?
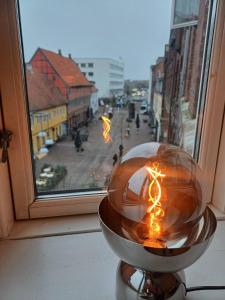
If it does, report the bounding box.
[0,130,13,163]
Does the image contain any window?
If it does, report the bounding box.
[0,0,224,220]
[18,0,218,194]
[81,63,86,68]
[173,0,200,27]
[88,63,94,68]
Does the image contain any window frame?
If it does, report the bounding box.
[0,0,225,220]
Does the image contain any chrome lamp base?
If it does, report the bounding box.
[116,261,186,300]
[99,197,216,300]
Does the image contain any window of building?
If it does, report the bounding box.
[0,0,224,220]
[82,72,86,76]
[88,63,94,68]
[173,0,200,27]
[88,72,94,76]
[81,63,86,68]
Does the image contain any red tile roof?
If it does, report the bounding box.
[40,48,92,87]
[26,67,66,111]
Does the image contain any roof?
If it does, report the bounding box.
[40,48,92,87]
[26,66,67,111]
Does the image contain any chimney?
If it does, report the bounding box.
[68,53,72,60]
[58,49,62,56]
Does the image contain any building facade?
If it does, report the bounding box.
[150,57,165,141]
[160,0,209,154]
[90,86,98,115]
[74,58,125,99]
[30,48,96,130]
[26,66,67,157]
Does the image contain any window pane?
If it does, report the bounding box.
[173,0,200,25]
[18,0,216,195]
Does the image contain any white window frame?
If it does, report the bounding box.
[0,0,225,220]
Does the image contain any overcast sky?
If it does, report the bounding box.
[19,0,172,80]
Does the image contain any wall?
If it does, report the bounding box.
[31,50,67,97]
[75,58,124,98]
[31,105,67,154]
[90,92,99,114]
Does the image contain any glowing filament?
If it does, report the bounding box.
[101,116,112,143]
[145,165,165,242]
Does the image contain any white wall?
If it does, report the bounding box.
[90,92,99,114]
[74,58,124,98]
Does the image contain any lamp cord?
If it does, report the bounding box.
[186,285,225,293]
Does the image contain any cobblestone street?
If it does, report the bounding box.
[35,106,154,193]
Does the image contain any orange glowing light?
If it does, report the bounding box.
[144,164,165,248]
[101,116,112,143]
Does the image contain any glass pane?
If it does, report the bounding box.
[18,0,216,195]
[173,0,200,25]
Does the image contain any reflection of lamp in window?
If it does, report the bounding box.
[99,142,217,300]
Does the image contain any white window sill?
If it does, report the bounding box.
[7,213,100,240]
[7,204,225,241]
[0,222,225,300]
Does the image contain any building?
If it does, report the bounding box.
[74,58,125,99]
[150,57,165,141]
[30,48,96,130]
[90,86,98,115]
[26,66,67,158]
[161,0,209,154]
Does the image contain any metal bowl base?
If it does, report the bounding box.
[116,261,186,300]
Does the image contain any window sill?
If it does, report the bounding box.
[0,223,225,299]
[7,213,100,240]
[7,203,225,240]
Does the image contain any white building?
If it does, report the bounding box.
[90,88,98,115]
[74,58,124,99]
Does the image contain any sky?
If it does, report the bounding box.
[19,0,172,80]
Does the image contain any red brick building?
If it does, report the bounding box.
[161,0,209,150]
[30,48,94,129]
[150,57,165,141]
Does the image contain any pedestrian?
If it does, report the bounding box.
[119,144,124,158]
[74,130,84,152]
[113,153,118,166]
[136,113,140,132]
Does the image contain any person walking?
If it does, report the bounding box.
[113,153,118,166]
[119,144,124,158]
[74,130,84,152]
[136,113,140,133]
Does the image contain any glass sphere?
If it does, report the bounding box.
[108,143,205,248]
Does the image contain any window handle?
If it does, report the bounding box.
[0,130,13,163]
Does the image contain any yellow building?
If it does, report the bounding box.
[27,66,68,158]
[31,106,67,156]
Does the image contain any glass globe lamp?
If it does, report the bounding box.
[108,142,205,249]
[99,143,217,300]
